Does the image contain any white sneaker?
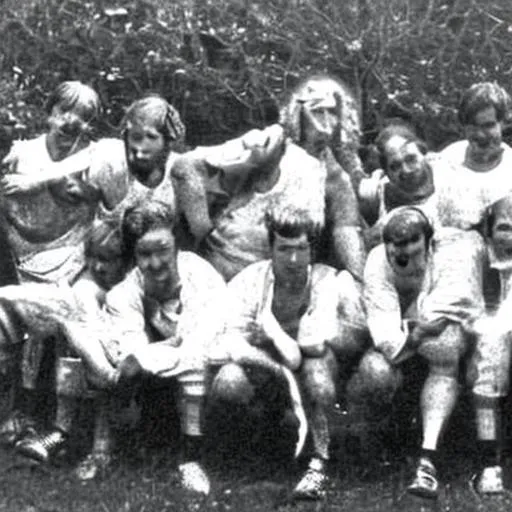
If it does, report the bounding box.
[407,457,439,499]
[474,466,505,495]
[292,459,327,500]
[178,461,210,495]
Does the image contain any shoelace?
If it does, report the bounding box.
[37,431,65,451]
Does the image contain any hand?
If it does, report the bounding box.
[0,174,46,195]
[164,335,183,348]
[241,125,285,169]
[409,317,449,346]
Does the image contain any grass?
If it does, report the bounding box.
[1,388,512,512]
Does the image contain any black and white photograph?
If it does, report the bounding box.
[0,1,511,510]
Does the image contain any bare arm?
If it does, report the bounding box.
[325,148,367,281]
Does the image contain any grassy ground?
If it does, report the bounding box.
[1,388,512,512]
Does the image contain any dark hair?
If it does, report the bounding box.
[382,206,434,247]
[264,202,322,249]
[375,123,428,172]
[458,82,511,125]
[484,194,512,238]
[121,200,176,261]
[122,94,185,147]
[84,218,129,264]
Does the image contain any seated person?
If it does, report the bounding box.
[172,74,366,281]
[210,201,365,501]
[43,200,226,491]
[469,194,512,495]
[0,219,129,448]
[12,219,130,466]
[352,207,485,499]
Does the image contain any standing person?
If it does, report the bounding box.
[440,82,512,218]
[170,74,366,282]
[0,81,128,441]
[353,207,485,499]
[1,93,211,251]
[210,201,364,500]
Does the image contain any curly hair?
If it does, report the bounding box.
[121,200,176,261]
[122,94,186,149]
[375,122,428,172]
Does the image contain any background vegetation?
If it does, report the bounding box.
[0,0,511,155]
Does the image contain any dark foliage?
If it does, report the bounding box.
[0,0,512,153]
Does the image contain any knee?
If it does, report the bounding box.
[346,349,402,403]
[209,362,254,405]
[419,323,465,374]
[303,371,336,408]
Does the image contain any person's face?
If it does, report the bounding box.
[490,198,512,261]
[464,106,503,162]
[87,245,126,291]
[272,232,311,285]
[134,226,178,299]
[47,105,90,159]
[384,137,429,192]
[385,232,428,277]
[299,82,340,156]
[125,121,167,182]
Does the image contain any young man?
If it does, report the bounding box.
[355,207,485,499]
[210,201,365,500]
[171,74,366,282]
[41,200,225,491]
[469,193,512,495]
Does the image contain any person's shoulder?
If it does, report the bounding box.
[281,141,321,172]
[88,138,126,174]
[107,267,142,297]
[311,262,337,279]
[227,259,270,286]
[178,251,226,284]
[439,139,467,158]
[366,243,387,270]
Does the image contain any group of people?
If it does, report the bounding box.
[0,74,509,503]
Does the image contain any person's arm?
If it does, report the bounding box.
[0,145,94,195]
[103,272,151,359]
[296,268,340,358]
[258,303,302,370]
[221,263,301,373]
[171,154,213,245]
[324,148,367,281]
[363,246,408,364]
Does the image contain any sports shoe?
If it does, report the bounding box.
[472,465,505,495]
[15,429,67,463]
[0,410,37,446]
[178,461,211,495]
[292,459,328,500]
[75,451,112,481]
[407,457,439,499]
